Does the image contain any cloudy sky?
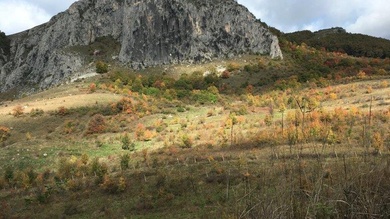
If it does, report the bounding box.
[0,0,389,39]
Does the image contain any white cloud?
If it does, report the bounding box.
[0,0,76,35]
[237,0,390,39]
[347,0,390,39]
[32,0,77,15]
[0,1,51,34]
[0,0,389,39]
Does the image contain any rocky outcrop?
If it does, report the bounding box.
[0,0,283,93]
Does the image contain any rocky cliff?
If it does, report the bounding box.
[0,0,283,93]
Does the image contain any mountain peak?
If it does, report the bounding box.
[0,0,282,93]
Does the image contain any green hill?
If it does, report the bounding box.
[284,27,390,58]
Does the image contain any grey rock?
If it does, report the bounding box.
[0,0,283,93]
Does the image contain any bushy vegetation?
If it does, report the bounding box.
[1,34,390,218]
[96,61,109,73]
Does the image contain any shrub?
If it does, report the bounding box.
[144,87,160,96]
[131,76,144,92]
[56,106,69,116]
[372,132,384,154]
[117,176,126,192]
[177,106,186,112]
[246,84,254,94]
[90,158,108,183]
[12,105,24,117]
[81,154,89,165]
[63,120,79,134]
[329,93,338,100]
[204,72,219,85]
[120,154,130,170]
[57,157,77,180]
[180,134,193,148]
[121,133,135,151]
[86,114,106,134]
[66,178,83,191]
[264,114,273,127]
[0,126,10,143]
[135,123,145,141]
[30,108,44,117]
[221,70,230,79]
[227,62,240,71]
[4,166,14,183]
[35,186,51,204]
[191,90,218,104]
[143,130,156,141]
[380,80,388,88]
[357,70,366,79]
[89,83,97,93]
[96,61,108,73]
[101,174,117,193]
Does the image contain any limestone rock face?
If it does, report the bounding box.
[0,0,283,93]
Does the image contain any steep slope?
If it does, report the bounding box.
[0,0,282,93]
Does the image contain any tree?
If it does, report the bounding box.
[279,104,286,136]
[229,113,238,146]
[121,133,135,151]
[294,96,319,141]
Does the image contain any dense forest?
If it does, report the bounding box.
[284,27,390,58]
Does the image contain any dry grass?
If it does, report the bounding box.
[0,55,390,218]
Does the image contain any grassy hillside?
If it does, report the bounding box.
[284,27,390,58]
[1,43,390,218]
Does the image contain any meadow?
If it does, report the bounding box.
[0,42,390,218]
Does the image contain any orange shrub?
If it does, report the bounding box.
[329,93,338,100]
[0,126,10,142]
[12,105,24,117]
[89,83,97,93]
[135,123,145,140]
[143,130,156,141]
[380,80,388,88]
[56,106,68,116]
[372,132,384,153]
[357,70,366,79]
[366,86,373,94]
[86,114,106,134]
